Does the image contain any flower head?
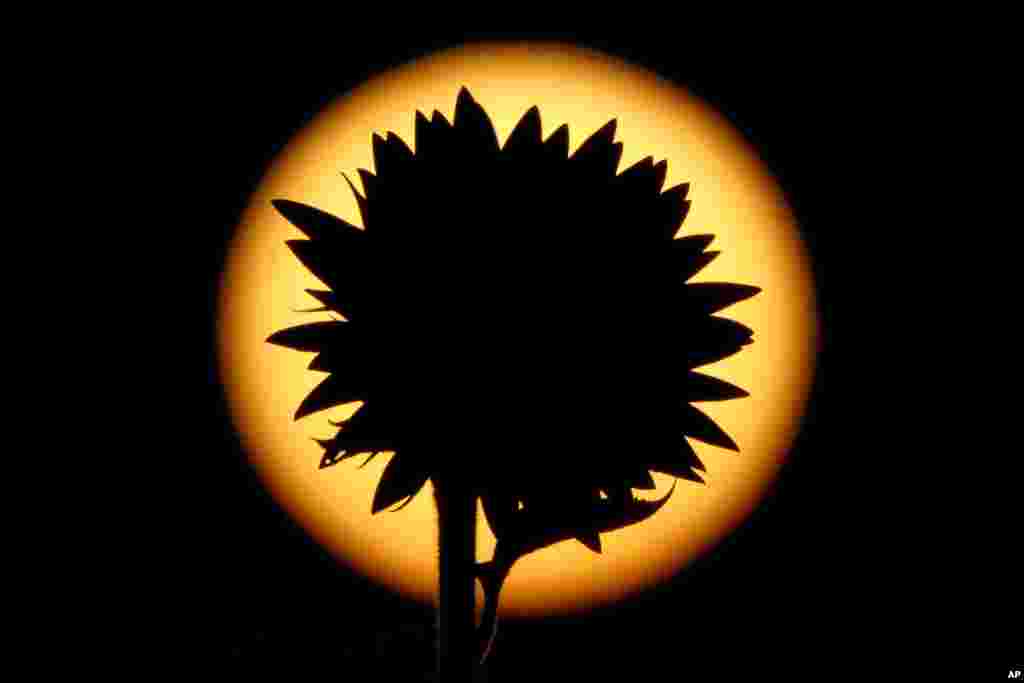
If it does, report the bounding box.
[268,88,760,551]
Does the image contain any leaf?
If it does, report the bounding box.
[685,371,750,402]
[295,374,364,420]
[371,454,430,513]
[686,283,762,315]
[681,404,739,451]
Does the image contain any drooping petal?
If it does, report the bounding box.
[681,404,739,451]
[371,454,431,513]
[684,371,750,402]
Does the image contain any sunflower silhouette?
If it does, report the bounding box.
[267,87,760,675]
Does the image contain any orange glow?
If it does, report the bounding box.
[216,43,818,617]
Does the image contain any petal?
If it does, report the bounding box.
[503,105,542,155]
[686,283,762,315]
[685,371,750,402]
[544,123,570,158]
[686,316,754,368]
[680,250,720,282]
[295,374,364,420]
[271,199,362,242]
[453,86,499,153]
[371,454,431,513]
[681,404,739,451]
[266,320,343,352]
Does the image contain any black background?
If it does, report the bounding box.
[120,23,1015,681]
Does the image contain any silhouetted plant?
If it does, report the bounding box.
[267,87,760,682]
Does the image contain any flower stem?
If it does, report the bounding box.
[434,474,477,682]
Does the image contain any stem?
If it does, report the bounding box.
[434,475,477,683]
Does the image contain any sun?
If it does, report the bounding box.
[217,43,818,617]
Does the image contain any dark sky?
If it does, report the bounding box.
[123,24,1014,681]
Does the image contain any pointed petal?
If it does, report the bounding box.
[544,123,569,158]
[271,199,362,241]
[358,169,378,200]
[372,132,414,178]
[653,160,668,193]
[295,374,364,420]
[453,87,499,152]
[660,184,692,238]
[648,437,706,478]
[686,283,762,315]
[570,119,620,175]
[371,454,430,513]
[685,371,750,402]
[674,233,714,253]
[618,155,654,183]
[266,320,343,352]
[680,250,720,281]
[504,105,542,154]
[303,289,354,319]
[341,173,369,229]
[681,404,739,451]
[285,240,360,293]
[332,403,395,452]
[686,316,754,368]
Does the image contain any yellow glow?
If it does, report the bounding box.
[217,43,818,617]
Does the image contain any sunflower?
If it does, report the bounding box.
[267,87,760,664]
